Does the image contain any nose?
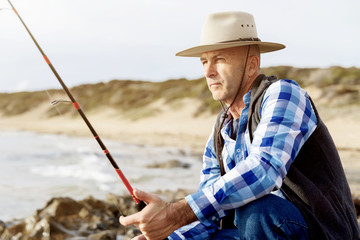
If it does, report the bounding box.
[204,62,217,78]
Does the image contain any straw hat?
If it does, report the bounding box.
[176,11,285,57]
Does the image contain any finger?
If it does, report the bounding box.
[119,213,140,226]
[131,234,147,240]
[134,188,161,204]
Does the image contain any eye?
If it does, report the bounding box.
[215,57,225,63]
[201,59,208,66]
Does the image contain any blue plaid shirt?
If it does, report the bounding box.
[169,79,318,240]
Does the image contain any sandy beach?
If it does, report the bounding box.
[0,98,215,151]
[1,97,359,194]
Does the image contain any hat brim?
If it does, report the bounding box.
[176,41,285,57]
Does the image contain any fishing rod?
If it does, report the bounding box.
[7,0,146,211]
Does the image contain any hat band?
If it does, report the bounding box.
[219,37,261,43]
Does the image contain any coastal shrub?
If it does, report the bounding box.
[318,66,360,87]
[1,66,360,118]
[0,91,48,116]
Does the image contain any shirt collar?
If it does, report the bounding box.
[221,89,252,138]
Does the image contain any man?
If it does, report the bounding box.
[120,12,360,240]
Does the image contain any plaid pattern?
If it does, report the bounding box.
[169,79,317,240]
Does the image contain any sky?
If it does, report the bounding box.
[0,0,359,92]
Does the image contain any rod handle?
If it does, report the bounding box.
[136,200,147,211]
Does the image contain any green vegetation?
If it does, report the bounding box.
[262,66,360,87]
[320,66,360,87]
[68,77,219,115]
[1,66,359,118]
[262,66,360,107]
[0,91,48,116]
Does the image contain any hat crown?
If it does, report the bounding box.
[176,11,285,57]
[200,12,258,45]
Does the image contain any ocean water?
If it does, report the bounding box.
[0,131,203,221]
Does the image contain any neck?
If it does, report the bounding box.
[228,99,245,120]
[227,73,262,119]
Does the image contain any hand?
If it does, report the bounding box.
[119,189,176,240]
[119,189,197,240]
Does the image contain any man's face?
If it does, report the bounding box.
[200,47,247,105]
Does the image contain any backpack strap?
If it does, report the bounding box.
[247,74,279,142]
[213,109,226,176]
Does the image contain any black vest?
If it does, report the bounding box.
[214,74,360,239]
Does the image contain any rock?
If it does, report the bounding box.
[154,188,192,202]
[0,220,6,235]
[8,220,26,236]
[88,230,116,240]
[3,190,358,239]
[123,228,142,240]
[28,216,51,239]
[146,159,190,169]
[105,193,138,217]
[0,229,13,240]
[39,197,83,219]
[2,195,132,240]
[79,207,90,219]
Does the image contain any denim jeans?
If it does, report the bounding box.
[211,194,308,240]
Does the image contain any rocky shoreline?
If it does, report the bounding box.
[1,190,359,240]
[0,189,191,240]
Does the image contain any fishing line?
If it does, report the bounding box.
[44,90,71,118]
[50,99,72,105]
[1,5,67,119]
[6,0,146,211]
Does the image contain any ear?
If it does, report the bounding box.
[247,55,260,78]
